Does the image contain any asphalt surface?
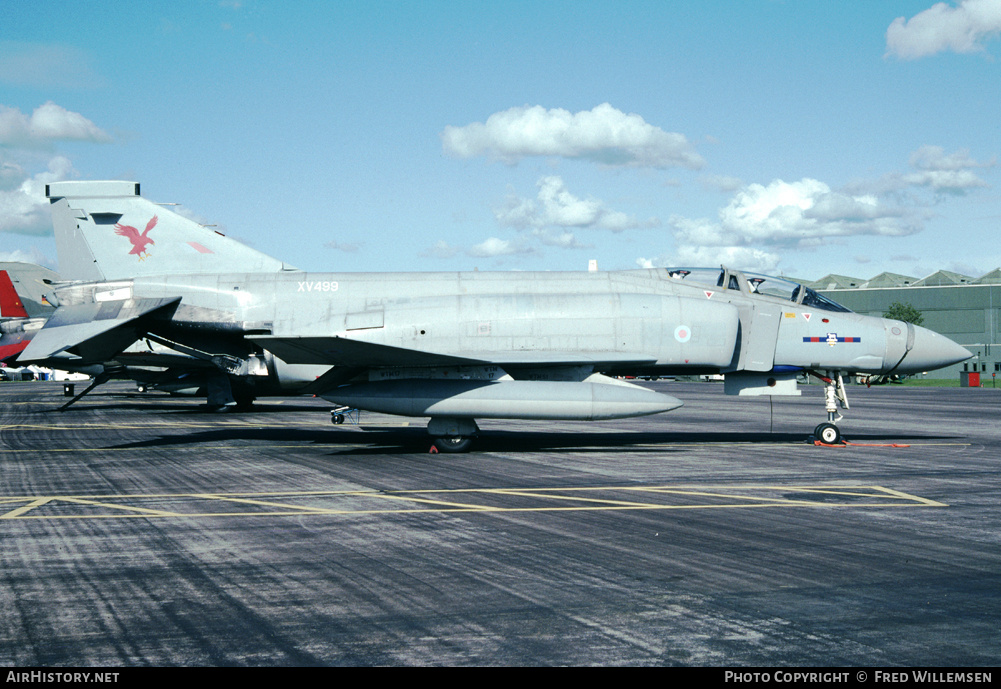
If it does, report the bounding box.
[1,380,998,666]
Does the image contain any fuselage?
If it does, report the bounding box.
[47,266,970,385]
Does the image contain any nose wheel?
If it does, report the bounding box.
[814,422,842,445]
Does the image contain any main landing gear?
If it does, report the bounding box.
[428,417,479,453]
[809,371,849,445]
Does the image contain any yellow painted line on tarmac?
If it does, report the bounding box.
[0,484,946,521]
[632,484,948,508]
[58,497,183,517]
[872,485,948,507]
[0,444,367,454]
[363,493,498,511]
[0,420,314,430]
[488,488,661,509]
[1,497,53,519]
[634,487,824,507]
[190,493,345,514]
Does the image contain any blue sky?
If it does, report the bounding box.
[2,0,1000,281]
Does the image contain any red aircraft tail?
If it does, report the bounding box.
[0,271,29,318]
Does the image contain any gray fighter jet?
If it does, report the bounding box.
[24,180,970,450]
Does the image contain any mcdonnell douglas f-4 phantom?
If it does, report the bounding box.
[22,180,970,450]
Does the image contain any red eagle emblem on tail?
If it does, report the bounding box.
[114,215,158,260]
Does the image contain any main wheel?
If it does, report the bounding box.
[433,436,473,453]
[814,422,842,445]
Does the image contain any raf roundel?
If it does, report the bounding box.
[674,324,692,343]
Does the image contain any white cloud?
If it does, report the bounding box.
[0,161,27,191]
[495,176,658,232]
[0,102,111,244]
[901,169,989,192]
[909,144,992,170]
[675,246,781,274]
[637,247,781,275]
[441,103,704,169]
[532,228,591,249]
[467,237,534,258]
[902,144,994,193]
[660,178,917,274]
[851,145,994,195]
[0,101,112,147]
[886,0,1001,59]
[705,179,912,244]
[0,246,54,268]
[0,156,75,236]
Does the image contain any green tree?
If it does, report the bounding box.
[883,301,924,326]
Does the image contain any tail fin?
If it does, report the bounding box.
[0,271,29,318]
[46,181,298,281]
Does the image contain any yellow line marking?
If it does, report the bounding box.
[2,497,53,519]
[0,421,317,430]
[360,493,497,510]
[635,487,822,506]
[0,484,945,520]
[58,497,182,517]
[488,488,659,508]
[191,493,343,513]
[874,485,948,507]
[0,444,362,453]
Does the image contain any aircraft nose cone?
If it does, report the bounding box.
[898,325,972,373]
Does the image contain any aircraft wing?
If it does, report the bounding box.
[19,297,181,363]
[248,335,658,369]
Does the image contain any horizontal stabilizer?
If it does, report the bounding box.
[0,262,60,316]
[250,335,658,369]
[19,297,181,363]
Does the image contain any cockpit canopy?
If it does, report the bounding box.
[664,267,852,313]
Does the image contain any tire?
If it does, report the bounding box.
[433,436,473,453]
[815,423,842,445]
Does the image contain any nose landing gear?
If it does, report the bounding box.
[809,371,849,445]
